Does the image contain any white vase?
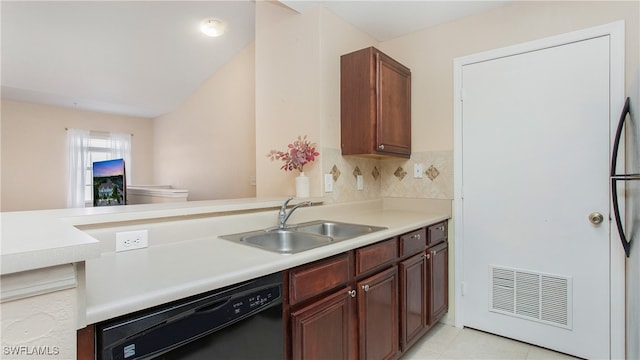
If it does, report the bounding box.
[296,172,310,198]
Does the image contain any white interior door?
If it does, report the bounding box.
[459,36,612,359]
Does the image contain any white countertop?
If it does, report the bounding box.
[0,197,315,275]
[0,197,450,326]
[84,199,450,324]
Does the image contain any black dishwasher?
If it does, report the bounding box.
[96,272,283,360]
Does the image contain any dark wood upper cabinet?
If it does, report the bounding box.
[341,47,411,158]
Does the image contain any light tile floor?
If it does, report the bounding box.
[402,324,581,360]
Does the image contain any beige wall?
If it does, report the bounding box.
[0,100,154,211]
[153,43,256,201]
[255,3,324,198]
[255,2,376,198]
[380,0,639,153]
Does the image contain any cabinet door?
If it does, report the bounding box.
[427,241,448,325]
[399,253,427,351]
[291,287,356,360]
[376,51,411,157]
[358,267,399,360]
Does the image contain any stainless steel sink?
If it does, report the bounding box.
[241,230,333,254]
[293,220,387,240]
[219,220,387,254]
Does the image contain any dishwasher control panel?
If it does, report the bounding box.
[230,285,281,318]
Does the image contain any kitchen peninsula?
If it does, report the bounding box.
[1,197,450,359]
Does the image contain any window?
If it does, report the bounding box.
[67,129,131,208]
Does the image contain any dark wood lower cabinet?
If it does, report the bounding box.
[286,223,449,360]
[399,253,427,351]
[428,241,449,326]
[290,286,356,360]
[76,325,94,360]
[358,267,399,360]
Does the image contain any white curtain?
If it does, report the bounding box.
[66,129,132,208]
[66,128,91,208]
[107,132,132,186]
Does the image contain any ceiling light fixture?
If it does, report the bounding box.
[200,18,227,37]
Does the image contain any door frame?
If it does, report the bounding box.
[453,21,626,359]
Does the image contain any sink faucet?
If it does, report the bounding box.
[279,197,312,229]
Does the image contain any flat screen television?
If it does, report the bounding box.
[93,158,126,206]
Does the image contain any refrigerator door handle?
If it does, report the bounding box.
[611,178,630,257]
[610,97,635,257]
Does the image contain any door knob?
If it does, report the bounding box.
[589,212,604,225]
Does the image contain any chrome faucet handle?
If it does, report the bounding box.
[278,198,312,229]
[279,197,294,215]
[282,196,294,208]
[279,197,294,228]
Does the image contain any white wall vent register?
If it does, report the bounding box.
[489,265,572,329]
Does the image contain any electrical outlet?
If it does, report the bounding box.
[116,230,149,252]
[414,163,424,178]
[356,175,364,190]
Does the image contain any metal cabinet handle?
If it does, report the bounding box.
[426,253,430,259]
[348,290,356,298]
[362,284,370,292]
[378,144,385,150]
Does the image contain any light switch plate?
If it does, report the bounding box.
[324,174,333,192]
[356,175,364,190]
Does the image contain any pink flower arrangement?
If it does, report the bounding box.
[267,135,319,172]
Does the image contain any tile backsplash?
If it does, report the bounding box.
[322,148,453,203]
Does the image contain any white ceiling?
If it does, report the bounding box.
[1,1,256,118]
[282,1,511,41]
[1,1,511,118]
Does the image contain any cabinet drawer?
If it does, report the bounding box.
[399,228,426,258]
[356,238,398,276]
[427,221,447,247]
[289,253,351,305]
